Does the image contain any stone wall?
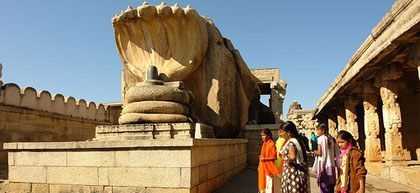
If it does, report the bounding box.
[1,83,109,121]
[241,124,281,166]
[0,83,113,173]
[4,139,248,193]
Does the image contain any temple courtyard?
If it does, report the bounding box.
[0,0,420,192]
[215,167,419,193]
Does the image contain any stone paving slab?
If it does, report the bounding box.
[214,167,418,193]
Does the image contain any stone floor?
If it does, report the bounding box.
[214,167,419,193]
[0,167,417,193]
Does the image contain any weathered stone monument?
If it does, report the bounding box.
[113,2,261,138]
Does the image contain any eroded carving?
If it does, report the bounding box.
[363,83,382,161]
[112,2,260,137]
[379,80,405,163]
[118,66,194,125]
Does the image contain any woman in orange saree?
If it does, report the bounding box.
[258,128,280,193]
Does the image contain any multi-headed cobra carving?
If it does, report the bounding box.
[113,2,208,84]
[112,2,261,137]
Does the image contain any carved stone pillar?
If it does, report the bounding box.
[363,83,382,162]
[337,104,346,131]
[376,65,406,166]
[379,81,406,165]
[270,83,286,123]
[345,97,359,141]
[328,113,337,138]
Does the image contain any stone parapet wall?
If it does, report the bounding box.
[4,139,248,193]
[241,124,281,165]
[0,83,112,173]
[0,105,108,170]
[1,83,109,122]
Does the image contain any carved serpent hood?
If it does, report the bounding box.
[113,2,208,86]
[113,2,261,138]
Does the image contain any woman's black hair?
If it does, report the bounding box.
[280,121,299,136]
[262,128,272,140]
[337,130,357,147]
[280,121,308,161]
[317,123,328,134]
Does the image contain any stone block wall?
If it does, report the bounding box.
[241,124,281,165]
[0,83,113,173]
[4,139,247,193]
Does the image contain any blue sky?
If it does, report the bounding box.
[0,1,394,115]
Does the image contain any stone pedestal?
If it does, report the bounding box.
[4,139,247,193]
[194,123,216,139]
[95,122,194,141]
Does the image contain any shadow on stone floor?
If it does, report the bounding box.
[213,165,418,193]
[213,168,258,193]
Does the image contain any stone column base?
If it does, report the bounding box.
[366,162,420,191]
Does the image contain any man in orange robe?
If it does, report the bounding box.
[258,129,280,193]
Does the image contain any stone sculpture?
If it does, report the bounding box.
[112,2,261,137]
[119,66,193,124]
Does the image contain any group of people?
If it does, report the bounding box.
[258,121,367,193]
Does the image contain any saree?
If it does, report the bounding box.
[258,139,280,192]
